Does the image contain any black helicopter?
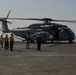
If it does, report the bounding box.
[7,18,76,43]
[0,11,76,43]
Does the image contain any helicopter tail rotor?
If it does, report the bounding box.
[0,10,12,24]
[6,10,11,19]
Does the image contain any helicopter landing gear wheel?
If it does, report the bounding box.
[69,40,73,43]
[51,40,54,43]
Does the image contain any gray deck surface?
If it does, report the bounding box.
[0,42,76,75]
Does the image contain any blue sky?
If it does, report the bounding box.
[0,0,76,35]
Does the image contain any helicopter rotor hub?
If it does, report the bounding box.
[42,18,52,23]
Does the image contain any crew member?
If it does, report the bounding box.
[0,35,4,48]
[26,32,31,49]
[36,34,42,51]
[9,34,14,51]
[4,34,9,50]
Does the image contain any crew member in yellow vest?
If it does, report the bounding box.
[4,34,9,50]
[9,34,14,51]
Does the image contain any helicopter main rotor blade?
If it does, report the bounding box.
[8,18,76,23]
[8,18,42,21]
[52,19,76,23]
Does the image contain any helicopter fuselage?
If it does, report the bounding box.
[29,23,75,43]
[1,21,75,43]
